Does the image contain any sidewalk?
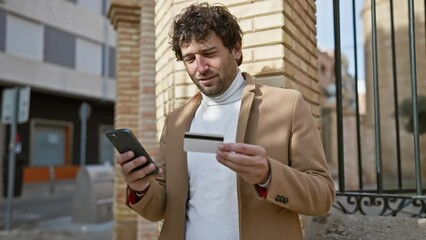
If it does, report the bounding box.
[2,179,425,240]
[0,180,113,240]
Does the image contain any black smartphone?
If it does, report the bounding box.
[105,128,159,175]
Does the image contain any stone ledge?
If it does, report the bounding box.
[305,213,426,240]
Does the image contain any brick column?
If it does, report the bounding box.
[136,0,159,239]
[108,1,141,239]
[282,0,321,128]
[236,0,321,127]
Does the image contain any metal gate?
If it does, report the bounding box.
[330,0,425,217]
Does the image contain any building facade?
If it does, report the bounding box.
[0,0,117,183]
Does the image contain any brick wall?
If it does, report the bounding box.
[239,0,320,127]
[155,0,321,128]
[137,0,159,239]
[109,0,156,239]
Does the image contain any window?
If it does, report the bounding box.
[75,38,102,76]
[30,119,73,167]
[44,26,75,68]
[0,9,5,52]
[102,45,116,79]
[6,15,43,60]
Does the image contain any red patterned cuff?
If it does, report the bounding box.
[128,188,142,205]
[255,185,268,199]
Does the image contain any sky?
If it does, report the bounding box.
[316,0,366,92]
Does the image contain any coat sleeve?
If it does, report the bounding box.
[265,92,336,216]
[126,117,169,222]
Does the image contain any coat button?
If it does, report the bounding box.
[282,196,289,204]
[275,195,281,202]
[275,195,289,204]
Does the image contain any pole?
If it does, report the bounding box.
[79,102,90,166]
[5,88,18,230]
[80,117,87,166]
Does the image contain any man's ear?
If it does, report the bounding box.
[232,43,242,64]
[232,43,242,57]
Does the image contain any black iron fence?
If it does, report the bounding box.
[330,0,425,217]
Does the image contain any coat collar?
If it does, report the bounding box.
[236,72,255,143]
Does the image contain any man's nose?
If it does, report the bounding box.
[196,56,209,73]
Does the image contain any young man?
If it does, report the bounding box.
[117,3,335,240]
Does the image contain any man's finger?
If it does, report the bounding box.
[218,143,261,156]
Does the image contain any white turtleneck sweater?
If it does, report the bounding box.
[185,70,245,240]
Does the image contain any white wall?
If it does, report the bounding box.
[77,0,103,15]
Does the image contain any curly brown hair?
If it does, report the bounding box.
[169,2,243,65]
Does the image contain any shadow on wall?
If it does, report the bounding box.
[399,95,426,134]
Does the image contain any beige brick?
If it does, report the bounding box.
[243,28,283,48]
[230,0,283,20]
[220,0,254,7]
[252,44,285,61]
[240,49,252,63]
[253,14,284,31]
[238,18,253,33]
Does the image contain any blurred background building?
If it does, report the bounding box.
[0,0,117,183]
[361,0,426,187]
[318,0,425,191]
[318,50,366,190]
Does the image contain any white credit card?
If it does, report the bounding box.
[183,132,224,153]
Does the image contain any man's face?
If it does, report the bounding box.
[180,32,241,97]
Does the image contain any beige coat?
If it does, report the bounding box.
[128,73,335,240]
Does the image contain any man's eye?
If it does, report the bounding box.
[184,57,195,63]
[204,52,216,57]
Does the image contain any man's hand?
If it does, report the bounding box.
[116,151,163,192]
[216,143,270,185]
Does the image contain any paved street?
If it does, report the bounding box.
[0,180,112,240]
[1,179,425,240]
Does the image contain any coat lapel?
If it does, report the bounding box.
[236,73,256,143]
[171,91,202,184]
[171,91,202,170]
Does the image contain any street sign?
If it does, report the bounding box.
[79,102,91,121]
[18,87,31,124]
[1,88,17,124]
[1,87,31,124]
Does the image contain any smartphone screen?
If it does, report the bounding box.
[105,128,159,175]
